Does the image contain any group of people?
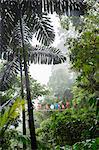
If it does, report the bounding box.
[35,101,71,110]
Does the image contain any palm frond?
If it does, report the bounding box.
[0,49,15,61]
[25,13,55,46]
[0,0,17,41]
[10,20,33,49]
[0,58,20,91]
[45,0,86,15]
[28,45,66,65]
[0,0,86,52]
[0,0,18,56]
[0,17,10,54]
[21,0,86,15]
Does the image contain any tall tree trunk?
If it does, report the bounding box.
[22,44,37,150]
[71,145,73,150]
[19,53,26,150]
[18,2,37,150]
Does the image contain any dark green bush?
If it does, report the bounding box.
[36,108,98,148]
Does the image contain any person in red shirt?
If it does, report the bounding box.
[66,101,70,108]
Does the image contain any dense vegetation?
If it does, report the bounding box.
[0,0,99,150]
[36,1,99,149]
[36,109,99,149]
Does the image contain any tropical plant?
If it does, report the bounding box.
[0,98,27,149]
[0,99,31,150]
[0,98,24,131]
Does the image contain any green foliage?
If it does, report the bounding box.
[0,91,11,106]
[30,78,49,100]
[36,109,98,148]
[0,129,30,150]
[69,30,98,81]
[61,1,99,113]
[0,99,24,136]
[72,84,96,108]
[73,138,99,150]
[0,98,24,130]
[0,98,31,150]
[34,110,54,129]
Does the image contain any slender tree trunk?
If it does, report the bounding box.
[18,2,37,149]
[22,46,37,150]
[71,145,73,150]
[19,53,26,150]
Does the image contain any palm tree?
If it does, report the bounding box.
[0,1,53,149]
[0,0,85,149]
[0,46,66,149]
